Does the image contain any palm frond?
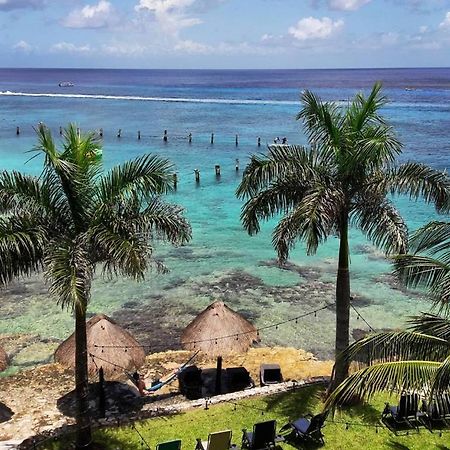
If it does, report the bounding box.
[393,254,450,305]
[297,90,343,152]
[236,145,317,199]
[240,176,312,235]
[340,330,450,364]
[272,183,344,261]
[389,163,450,213]
[326,360,441,408]
[99,155,174,203]
[408,313,450,340]
[351,196,408,255]
[409,221,450,256]
[430,354,450,397]
[44,236,93,311]
[0,215,46,285]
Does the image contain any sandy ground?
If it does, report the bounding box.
[0,347,332,445]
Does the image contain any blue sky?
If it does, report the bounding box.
[0,0,450,68]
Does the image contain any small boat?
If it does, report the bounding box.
[58,81,74,87]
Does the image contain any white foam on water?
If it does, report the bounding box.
[0,90,299,106]
[1,90,448,110]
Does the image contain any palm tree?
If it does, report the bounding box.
[0,124,191,449]
[325,221,450,408]
[236,82,450,388]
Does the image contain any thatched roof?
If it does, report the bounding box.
[181,301,259,357]
[54,314,145,378]
[0,346,8,372]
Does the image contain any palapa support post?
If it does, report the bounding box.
[16,126,20,136]
[98,366,106,418]
[211,133,214,144]
[235,134,239,146]
[194,169,200,183]
[215,165,221,177]
[173,173,178,190]
[235,158,239,172]
[188,132,192,144]
[117,129,121,138]
[99,128,103,138]
[138,130,141,140]
[163,129,168,142]
[257,136,261,147]
[215,356,222,395]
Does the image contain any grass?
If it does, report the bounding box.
[41,386,450,450]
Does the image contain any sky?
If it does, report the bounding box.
[0,0,449,69]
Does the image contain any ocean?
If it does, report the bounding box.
[0,68,449,374]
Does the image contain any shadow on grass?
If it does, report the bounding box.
[263,386,324,421]
[386,442,410,450]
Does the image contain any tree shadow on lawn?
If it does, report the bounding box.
[262,386,324,421]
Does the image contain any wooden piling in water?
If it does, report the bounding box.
[163,130,168,142]
[188,132,192,144]
[138,130,141,140]
[16,126,20,135]
[211,133,214,144]
[117,129,121,138]
[257,136,261,147]
[235,158,239,171]
[99,128,103,138]
[59,126,63,135]
[235,134,239,146]
[194,169,200,183]
[215,165,221,177]
[173,173,178,189]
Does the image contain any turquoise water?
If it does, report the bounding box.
[0,68,448,372]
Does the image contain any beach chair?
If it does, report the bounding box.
[382,394,420,433]
[280,411,328,445]
[420,394,450,430]
[157,440,182,450]
[259,364,283,386]
[242,420,283,450]
[195,430,232,450]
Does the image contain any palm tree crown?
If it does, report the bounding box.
[0,123,191,449]
[236,82,450,387]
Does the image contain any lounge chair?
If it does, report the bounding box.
[420,394,450,430]
[157,440,182,450]
[259,364,283,386]
[242,420,283,450]
[382,394,420,433]
[280,411,328,445]
[195,430,232,450]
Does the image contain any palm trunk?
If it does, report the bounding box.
[330,211,351,391]
[75,304,92,449]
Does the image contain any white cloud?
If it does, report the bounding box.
[328,0,371,11]
[439,12,450,30]
[289,17,344,41]
[63,0,118,28]
[419,25,428,33]
[174,39,212,54]
[135,0,202,35]
[50,42,92,54]
[13,40,33,53]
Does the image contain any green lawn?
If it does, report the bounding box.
[42,386,450,450]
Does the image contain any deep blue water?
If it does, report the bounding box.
[0,68,449,372]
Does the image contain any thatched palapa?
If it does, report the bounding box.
[54,314,145,378]
[0,346,8,372]
[181,301,259,357]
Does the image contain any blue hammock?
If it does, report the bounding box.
[129,350,199,393]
